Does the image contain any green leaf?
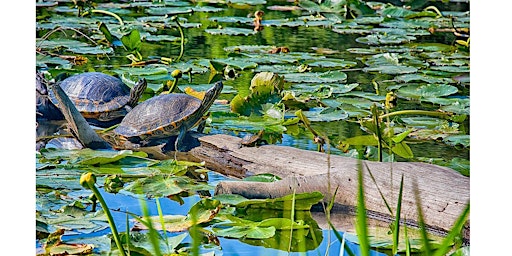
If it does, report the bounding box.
[391,141,414,158]
[121,29,142,52]
[283,70,347,83]
[214,225,276,239]
[235,192,323,211]
[397,84,458,99]
[206,27,257,36]
[391,129,413,143]
[344,135,379,146]
[243,173,282,182]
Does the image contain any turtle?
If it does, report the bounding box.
[36,71,64,121]
[50,72,147,128]
[114,80,223,151]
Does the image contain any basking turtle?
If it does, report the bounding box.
[114,81,223,151]
[50,72,147,128]
[36,71,64,121]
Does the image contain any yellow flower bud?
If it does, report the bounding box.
[171,69,182,79]
[80,172,97,189]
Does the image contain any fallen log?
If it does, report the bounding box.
[191,134,469,241]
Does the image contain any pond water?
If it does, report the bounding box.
[36,0,469,254]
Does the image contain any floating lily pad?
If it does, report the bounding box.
[305,59,358,68]
[395,74,454,84]
[210,58,258,70]
[206,27,257,36]
[397,84,458,99]
[364,65,418,75]
[356,34,416,45]
[283,70,347,83]
[443,134,469,147]
[208,16,253,24]
[300,107,349,122]
[146,7,194,16]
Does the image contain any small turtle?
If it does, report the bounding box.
[114,81,223,151]
[50,72,147,127]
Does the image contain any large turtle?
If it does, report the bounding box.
[114,81,223,151]
[50,72,147,128]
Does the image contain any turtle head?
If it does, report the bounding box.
[197,80,223,116]
[203,80,223,104]
[128,78,147,107]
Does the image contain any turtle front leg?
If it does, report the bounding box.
[174,125,188,152]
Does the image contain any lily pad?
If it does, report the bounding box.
[300,107,349,122]
[397,84,458,99]
[305,59,358,68]
[283,70,347,83]
[206,27,257,36]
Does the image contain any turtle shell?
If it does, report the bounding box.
[59,72,131,115]
[114,93,203,139]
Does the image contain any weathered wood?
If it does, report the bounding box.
[191,134,469,240]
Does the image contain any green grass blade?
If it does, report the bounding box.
[364,162,393,215]
[404,217,411,256]
[328,221,357,256]
[432,203,470,256]
[356,161,370,256]
[413,181,431,255]
[125,212,131,256]
[138,196,163,256]
[156,198,171,253]
[392,174,404,255]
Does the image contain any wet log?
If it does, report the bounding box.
[190,134,469,240]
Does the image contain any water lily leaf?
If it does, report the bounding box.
[36,54,71,68]
[235,192,323,211]
[76,150,142,165]
[144,34,181,42]
[228,0,267,5]
[397,84,458,99]
[45,204,109,235]
[213,194,250,206]
[395,74,454,84]
[133,198,221,232]
[430,65,469,73]
[146,7,194,15]
[283,70,347,83]
[224,44,275,53]
[206,27,257,36]
[66,45,114,54]
[243,173,282,182]
[208,16,253,24]
[356,34,416,45]
[36,39,90,50]
[215,225,276,239]
[298,0,344,13]
[346,48,381,54]
[443,135,469,147]
[301,107,349,122]
[335,97,376,109]
[305,59,358,68]
[381,6,415,18]
[211,57,258,70]
[125,175,212,198]
[43,230,94,255]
